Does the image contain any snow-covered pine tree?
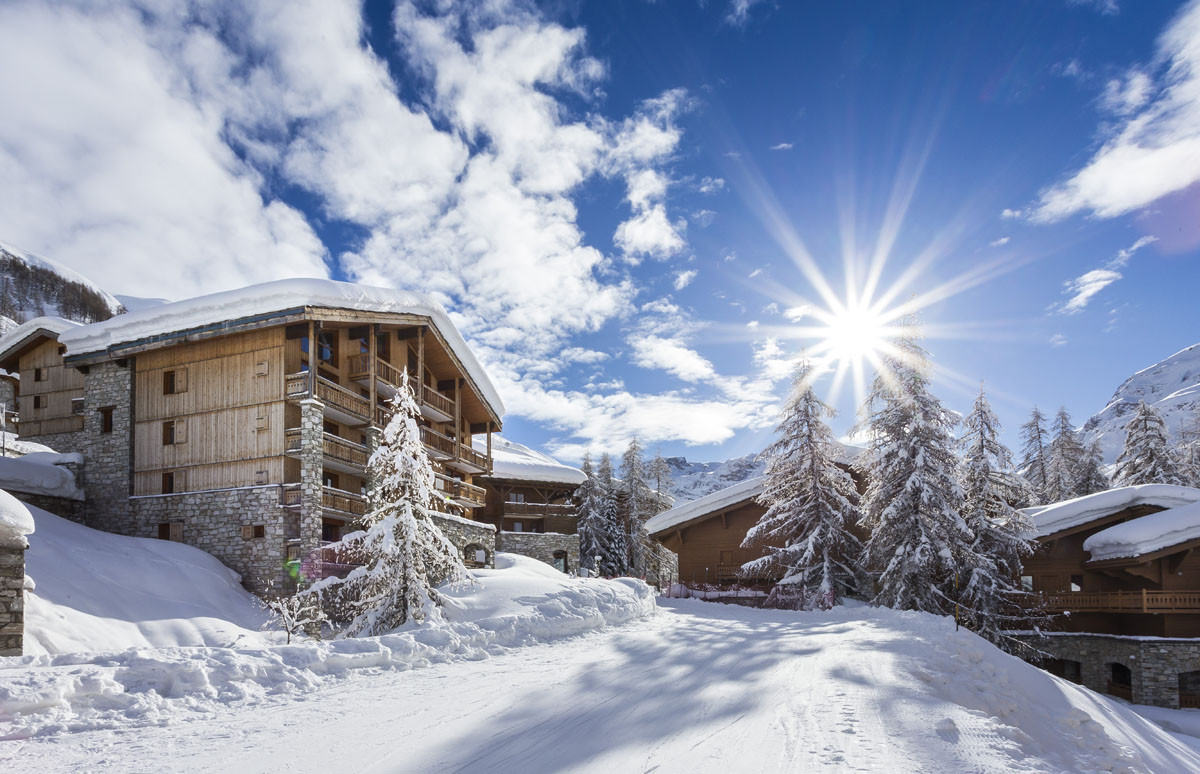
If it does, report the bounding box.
[957,388,1045,651]
[596,453,629,576]
[1046,407,1086,502]
[742,361,862,608]
[858,327,969,616]
[647,451,674,513]
[1177,412,1200,487]
[621,438,652,576]
[1113,401,1186,487]
[1019,407,1051,505]
[576,453,611,573]
[1075,440,1110,496]
[313,372,469,636]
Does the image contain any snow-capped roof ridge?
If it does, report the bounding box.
[477,435,585,485]
[1025,484,1200,538]
[0,315,82,363]
[1084,499,1200,562]
[58,278,504,417]
[646,475,764,536]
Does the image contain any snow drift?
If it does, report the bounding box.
[0,453,84,500]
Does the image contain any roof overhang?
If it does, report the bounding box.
[0,328,64,372]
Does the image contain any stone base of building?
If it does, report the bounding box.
[432,512,497,569]
[496,531,579,574]
[0,536,26,656]
[12,493,85,525]
[20,430,89,457]
[1016,632,1200,709]
[129,486,296,595]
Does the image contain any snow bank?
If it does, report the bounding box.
[57,278,504,416]
[1085,500,1200,561]
[0,453,83,500]
[646,475,763,535]
[0,551,654,738]
[1024,484,1200,538]
[0,432,56,457]
[0,489,33,542]
[21,505,269,656]
[475,435,585,485]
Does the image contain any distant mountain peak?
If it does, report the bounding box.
[0,241,123,324]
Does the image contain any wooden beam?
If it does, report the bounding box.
[1168,548,1193,575]
[454,378,462,458]
[416,327,424,403]
[720,511,728,529]
[368,322,377,420]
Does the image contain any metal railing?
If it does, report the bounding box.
[1040,590,1200,613]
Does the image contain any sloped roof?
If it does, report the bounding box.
[645,476,765,536]
[476,436,585,486]
[0,316,80,371]
[1084,499,1200,562]
[1023,484,1200,539]
[57,278,504,417]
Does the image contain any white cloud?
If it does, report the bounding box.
[769,142,794,151]
[630,336,717,382]
[1049,333,1069,348]
[560,347,610,364]
[691,209,717,227]
[698,176,725,194]
[784,305,811,322]
[1000,208,1025,219]
[1033,1,1200,221]
[1055,235,1157,313]
[613,205,686,260]
[725,0,766,26]
[748,267,763,278]
[989,236,1011,247]
[674,269,698,290]
[1102,69,1154,115]
[1067,0,1119,15]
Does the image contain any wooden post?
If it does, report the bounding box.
[1142,587,1147,613]
[307,320,316,398]
[487,423,492,470]
[454,378,462,460]
[368,323,377,423]
[416,326,425,404]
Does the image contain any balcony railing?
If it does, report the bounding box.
[324,487,367,517]
[347,354,406,391]
[422,384,455,418]
[285,429,370,469]
[421,426,457,458]
[1040,590,1200,614]
[286,373,371,422]
[456,442,489,472]
[500,501,574,518]
[435,473,486,508]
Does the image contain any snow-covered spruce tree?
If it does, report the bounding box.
[314,372,468,636]
[1113,401,1186,487]
[1177,412,1200,487]
[1075,440,1110,496]
[1019,407,1051,505]
[620,438,653,575]
[1046,407,1086,502]
[957,388,1045,651]
[858,328,969,615]
[742,361,862,609]
[596,453,629,576]
[576,453,612,574]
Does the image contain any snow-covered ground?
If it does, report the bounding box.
[6,598,1200,772]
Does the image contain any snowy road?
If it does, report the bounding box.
[7,599,1200,773]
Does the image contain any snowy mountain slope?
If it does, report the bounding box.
[1080,343,1200,464]
[0,241,123,323]
[663,452,766,503]
[11,600,1200,772]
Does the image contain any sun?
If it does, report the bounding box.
[820,303,891,362]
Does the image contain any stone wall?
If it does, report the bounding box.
[21,429,89,457]
[496,531,579,573]
[81,361,134,534]
[432,512,496,569]
[1019,633,1200,709]
[13,492,84,524]
[0,534,26,656]
[131,485,292,595]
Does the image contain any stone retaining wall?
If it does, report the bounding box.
[0,535,26,656]
[496,531,579,573]
[12,493,84,524]
[1018,633,1200,708]
[131,486,292,595]
[432,513,496,569]
[21,429,89,457]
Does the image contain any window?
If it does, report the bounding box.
[162,420,176,445]
[71,398,84,415]
[99,406,114,433]
[322,521,341,542]
[162,368,187,395]
[512,521,523,532]
[1070,574,1083,592]
[553,551,568,574]
[162,471,179,494]
[506,492,527,503]
[242,525,266,540]
[33,395,46,410]
[376,333,390,362]
[317,330,337,366]
[33,367,47,382]
[323,472,339,489]
[1020,575,1034,592]
[157,522,182,541]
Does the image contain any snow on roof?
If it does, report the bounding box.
[58,278,505,417]
[0,452,85,501]
[646,475,764,535]
[0,315,80,363]
[1083,500,1200,562]
[1024,484,1200,539]
[0,487,35,540]
[475,436,585,485]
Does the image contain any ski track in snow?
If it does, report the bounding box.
[6,599,1200,773]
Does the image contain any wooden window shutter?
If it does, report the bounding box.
[174,418,187,444]
[169,522,183,542]
[255,469,269,485]
[255,413,269,432]
[255,360,269,377]
[176,367,188,393]
[241,525,255,540]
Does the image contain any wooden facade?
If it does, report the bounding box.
[2,336,85,438]
[1024,504,1200,637]
[478,478,579,534]
[653,498,773,585]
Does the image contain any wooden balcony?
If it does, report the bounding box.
[346,355,456,423]
[500,501,575,518]
[1040,590,1200,614]
[448,440,489,474]
[285,428,370,475]
[435,473,486,509]
[323,487,367,518]
[421,426,456,460]
[286,373,371,425]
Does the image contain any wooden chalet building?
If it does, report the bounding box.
[0,279,504,592]
[474,436,586,573]
[1019,484,1200,708]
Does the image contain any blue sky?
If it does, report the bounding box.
[1,0,1198,463]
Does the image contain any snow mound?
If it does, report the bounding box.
[476,435,585,485]
[0,489,33,541]
[0,453,83,500]
[1024,484,1200,538]
[21,505,269,656]
[1085,499,1200,561]
[1,545,654,738]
